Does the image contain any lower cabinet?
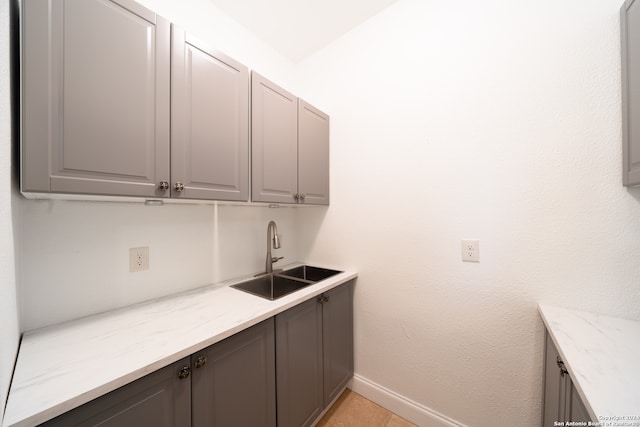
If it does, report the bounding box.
[543,332,592,426]
[40,281,354,427]
[276,281,354,427]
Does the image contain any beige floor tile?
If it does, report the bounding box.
[317,389,417,427]
[386,413,418,427]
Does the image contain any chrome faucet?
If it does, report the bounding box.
[265,220,283,274]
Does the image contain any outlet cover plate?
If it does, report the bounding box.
[130,247,149,272]
[461,239,479,262]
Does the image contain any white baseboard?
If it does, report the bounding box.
[348,374,467,427]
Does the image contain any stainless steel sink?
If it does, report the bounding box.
[231,274,312,300]
[279,265,342,282]
[231,265,342,300]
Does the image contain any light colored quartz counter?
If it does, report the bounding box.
[538,304,640,422]
[3,264,357,427]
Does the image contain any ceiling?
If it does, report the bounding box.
[208,0,399,63]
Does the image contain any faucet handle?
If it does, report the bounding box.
[272,256,284,263]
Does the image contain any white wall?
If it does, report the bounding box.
[17,0,304,331]
[295,0,640,425]
[0,0,20,420]
[19,202,302,330]
[12,0,640,424]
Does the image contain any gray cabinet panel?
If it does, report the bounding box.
[543,331,594,426]
[42,357,191,427]
[298,100,330,205]
[622,0,640,186]
[322,281,354,406]
[22,0,171,197]
[192,318,275,427]
[171,29,249,201]
[276,297,324,427]
[543,332,562,427]
[251,73,330,205]
[251,72,299,203]
[568,381,591,422]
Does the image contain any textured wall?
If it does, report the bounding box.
[0,0,19,420]
[295,0,640,425]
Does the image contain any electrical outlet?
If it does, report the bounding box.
[129,247,149,272]
[461,239,479,262]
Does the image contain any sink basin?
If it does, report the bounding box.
[231,274,312,300]
[280,265,342,282]
[231,265,343,300]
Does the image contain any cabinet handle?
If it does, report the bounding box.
[194,355,207,369]
[174,182,185,192]
[158,181,169,191]
[299,193,306,202]
[318,295,329,303]
[556,357,568,377]
[293,193,299,201]
[177,365,191,380]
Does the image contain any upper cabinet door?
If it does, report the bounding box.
[22,0,171,197]
[171,28,249,201]
[251,72,298,204]
[298,100,330,205]
[622,0,640,186]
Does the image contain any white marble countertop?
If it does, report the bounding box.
[538,304,640,421]
[2,264,357,427]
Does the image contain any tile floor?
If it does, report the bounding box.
[316,389,417,427]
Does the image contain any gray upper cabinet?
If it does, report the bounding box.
[22,0,171,198]
[622,0,640,186]
[22,0,250,202]
[251,72,330,205]
[251,72,299,204]
[171,28,249,201]
[298,100,330,205]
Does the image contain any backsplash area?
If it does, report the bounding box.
[17,199,305,331]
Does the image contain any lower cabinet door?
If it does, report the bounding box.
[191,318,276,427]
[543,332,563,427]
[42,357,191,427]
[567,378,591,422]
[322,281,354,406]
[276,297,324,427]
[543,331,593,426]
